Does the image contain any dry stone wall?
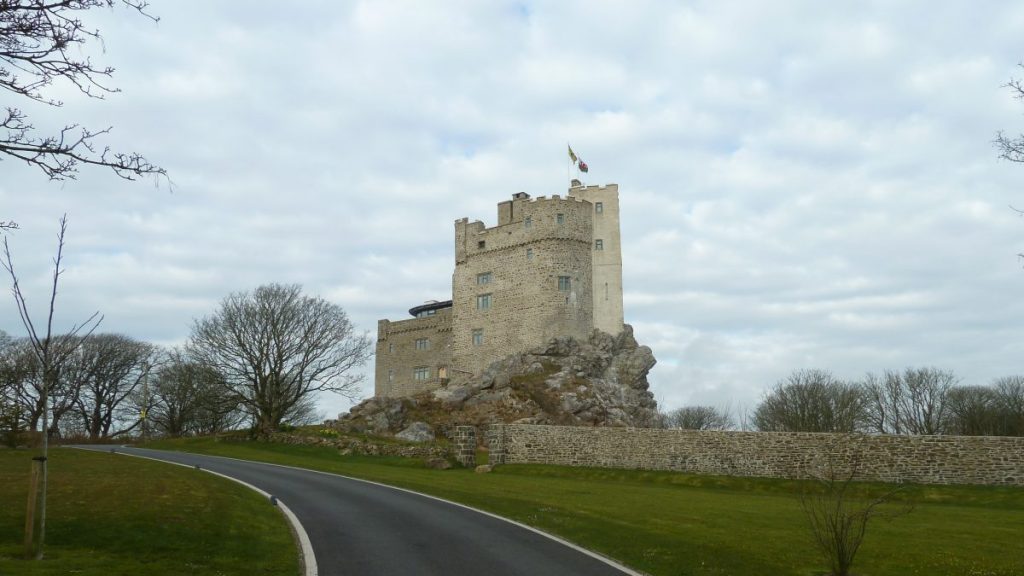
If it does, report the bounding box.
[487,424,1024,486]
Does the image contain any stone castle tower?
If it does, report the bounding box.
[374,182,624,398]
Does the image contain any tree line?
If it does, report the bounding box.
[0,283,372,446]
[664,368,1024,437]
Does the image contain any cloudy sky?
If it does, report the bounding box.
[3,1,1024,418]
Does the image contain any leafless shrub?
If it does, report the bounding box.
[798,447,913,576]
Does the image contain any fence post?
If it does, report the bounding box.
[24,456,45,558]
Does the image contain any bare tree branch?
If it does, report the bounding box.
[996,65,1024,163]
[0,1,166,181]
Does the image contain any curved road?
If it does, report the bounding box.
[76,446,636,576]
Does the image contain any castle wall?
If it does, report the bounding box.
[568,184,624,335]
[451,195,594,375]
[487,424,1024,486]
[375,308,452,398]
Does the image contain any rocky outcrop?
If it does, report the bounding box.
[335,325,659,440]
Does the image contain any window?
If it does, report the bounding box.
[524,216,532,229]
[387,342,394,353]
[472,329,483,346]
[477,240,486,249]
[415,309,436,318]
[415,338,429,350]
[595,239,604,250]
[595,202,603,214]
[476,293,492,310]
[558,276,571,291]
[438,366,448,380]
[526,248,533,260]
[556,213,565,225]
[413,367,430,381]
[477,272,492,285]
[388,369,394,383]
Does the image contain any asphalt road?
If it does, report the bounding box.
[76,446,635,576]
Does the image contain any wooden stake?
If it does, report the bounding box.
[24,456,44,558]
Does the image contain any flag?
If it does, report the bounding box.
[578,159,588,173]
[568,145,577,163]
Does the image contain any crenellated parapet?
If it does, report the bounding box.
[454,194,593,265]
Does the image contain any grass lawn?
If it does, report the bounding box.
[0,447,300,576]
[148,436,1024,576]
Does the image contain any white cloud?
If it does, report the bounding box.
[4,0,1024,420]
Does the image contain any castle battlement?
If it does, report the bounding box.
[375,182,625,398]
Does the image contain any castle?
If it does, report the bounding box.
[374,181,624,398]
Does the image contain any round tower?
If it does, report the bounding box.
[451,194,594,376]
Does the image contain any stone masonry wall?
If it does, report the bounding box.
[451,195,594,375]
[488,424,1024,486]
[375,308,453,398]
[569,184,624,336]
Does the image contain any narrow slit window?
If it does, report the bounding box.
[595,239,604,250]
[524,216,532,229]
[556,213,565,225]
[472,329,483,346]
[526,248,533,260]
[595,202,603,214]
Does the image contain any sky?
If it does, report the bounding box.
[3,1,1024,420]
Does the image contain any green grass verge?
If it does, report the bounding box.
[0,447,300,576]
[146,436,1024,576]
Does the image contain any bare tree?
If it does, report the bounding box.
[149,348,242,437]
[666,405,734,430]
[2,214,101,559]
[0,0,165,182]
[188,283,372,437]
[992,375,1024,436]
[862,367,957,435]
[944,385,999,436]
[72,334,157,440]
[798,448,913,576]
[0,330,28,446]
[5,335,84,437]
[753,369,866,433]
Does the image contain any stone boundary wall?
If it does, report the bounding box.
[266,432,450,459]
[487,424,1024,486]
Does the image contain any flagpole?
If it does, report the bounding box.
[567,142,571,186]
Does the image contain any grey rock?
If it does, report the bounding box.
[396,421,434,442]
[432,385,471,405]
